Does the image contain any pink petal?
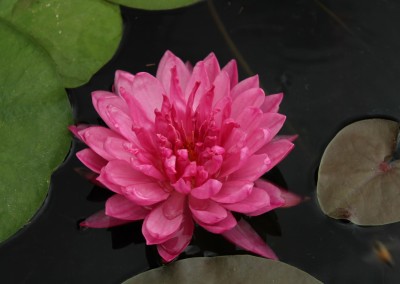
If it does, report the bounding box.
[80,210,132,228]
[218,146,250,178]
[156,50,191,94]
[256,139,294,172]
[213,95,232,127]
[280,190,304,208]
[162,191,186,219]
[231,75,259,99]
[169,67,190,122]
[255,179,303,209]
[190,179,222,199]
[212,71,230,108]
[261,92,283,113]
[92,90,129,115]
[131,72,165,121]
[245,181,286,216]
[231,87,266,118]
[103,137,135,163]
[163,154,177,180]
[221,59,238,88]
[114,70,135,86]
[195,86,214,123]
[97,169,123,194]
[229,153,271,181]
[98,101,137,142]
[68,124,89,141]
[221,126,246,153]
[130,158,166,181]
[203,154,223,176]
[235,107,263,134]
[114,70,135,98]
[130,129,159,161]
[123,183,170,206]
[172,178,191,195]
[74,167,102,187]
[102,160,154,187]
[105,194,149,220]
[189,198,228,224]
[194,210,237,234]
[92,90,116,110]
[113,70,156,129]
[157,216,194,262]
[76,149,107,174]
[246,128,271,155]
[211,181,253,203]
[78,126,123,161]
[222,187,272,214]
[184,61,210,109]
[275,134,298,142]
[203,52,221,83]
[259,113,286,140]
[157,245,178,263]
[222,219,278,260]
[142,196,184,244]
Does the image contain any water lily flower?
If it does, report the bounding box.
[70,51,301,262]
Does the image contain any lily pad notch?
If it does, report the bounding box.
[317,118,400,226]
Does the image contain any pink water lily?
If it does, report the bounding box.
[70,51,301,262]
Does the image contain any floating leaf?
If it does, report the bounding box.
[317,118,400,225]
[123,255,322,284]
[0,0,122,88]
[109,0,200,10]
[0,20,71,242]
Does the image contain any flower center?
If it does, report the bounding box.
[185,140,197,161]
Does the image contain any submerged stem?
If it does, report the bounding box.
[207,0,255,78]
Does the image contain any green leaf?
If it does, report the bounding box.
[123,255,322,284]
[317,118,400,225]
[0,20,72,242]
[0,0,122,88]
[109,0,200,10]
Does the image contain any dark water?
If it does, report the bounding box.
[2,0,400,283]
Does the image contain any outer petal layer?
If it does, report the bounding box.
[105,195,149,220]
[222,219,278,260]
[80,210,132,228]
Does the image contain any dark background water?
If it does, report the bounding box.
[1,0,400,283]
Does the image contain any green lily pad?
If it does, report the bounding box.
[123,255,322,284]
[109,0,200,10]
[317,118,400,225]
[0,0,122,88]
[0,20,71,242]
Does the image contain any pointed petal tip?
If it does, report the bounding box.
[115,69,135,80]
[222,219,278,260]
[79,220,89,227]
[280,190,307,208]
[204,51,217,60]
[68,124,89,141]
[79,210,132,228]
[158,245,179,263]
[287,134,299,142]
[271,91,284,97]
[68,125,78,136]
[163,50,177,59]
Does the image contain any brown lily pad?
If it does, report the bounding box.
[317,118,400,225]
[123,255,322,284]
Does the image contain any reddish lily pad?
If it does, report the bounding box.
[317,118,400,225]
[123,255,322,284]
